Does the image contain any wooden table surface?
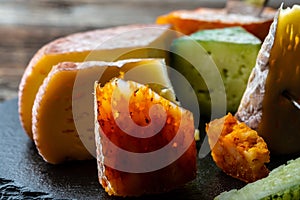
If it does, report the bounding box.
[0,0,298,102]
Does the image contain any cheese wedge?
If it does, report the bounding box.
[94,78,197,196]
[32,59,176,164]
[236,5,300,155]
[156,7,276,41]
[171,27,261,116]
[19,24,174,140]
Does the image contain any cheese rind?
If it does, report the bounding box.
[258,5,300,154]
[32,59,176,164]
[156,7,276,41]
[236,5,300,155]
[19,24,173,139]
[215,157,300,200]
[94,78,197,196]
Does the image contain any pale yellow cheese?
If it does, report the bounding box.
[32,59,175,164]
[19,24,173,139]
[236,5,300,155]
[258,5,300,154]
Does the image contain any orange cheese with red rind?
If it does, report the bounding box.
[94,78,197,196]
[157,7,276,41]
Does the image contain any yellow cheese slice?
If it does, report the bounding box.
[19,24,173,139]
[32,58,176,164]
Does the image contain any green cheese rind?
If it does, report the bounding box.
[215,157,300,200]
[190,27,261,44]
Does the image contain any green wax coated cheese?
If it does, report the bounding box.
[215,157,300,200]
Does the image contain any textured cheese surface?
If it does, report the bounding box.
[236,5,300,154]
[215,157,300,200]
[190,27,261,44]
[32,59,175,164]
[156,7,276,41]
[235,11,278,129]
[94,78,196,196]
[171,27,261,116]
[18,24,172,139]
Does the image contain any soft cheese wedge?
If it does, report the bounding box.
[19,24,173,139]
[156,7,276,41]
[94,78,197,196]
[236,5,300,155]
[32,59,176,164]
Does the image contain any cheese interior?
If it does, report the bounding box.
[19,25,173,139]
[171,27,261,116]
[258,5,300,154]
[32,59,176,164]
[94,78,196,196]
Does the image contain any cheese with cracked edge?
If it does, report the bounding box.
[171,27,261,117]
[32,58,176,164]
[236,5,300,155]
[19,24,174,140]
[94,78,196,196]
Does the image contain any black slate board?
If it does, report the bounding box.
[0,98,296,200]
